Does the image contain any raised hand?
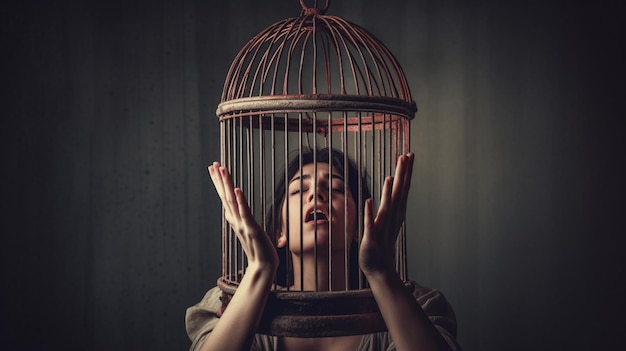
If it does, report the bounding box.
[359,153,414,277]
[208,162,278,271]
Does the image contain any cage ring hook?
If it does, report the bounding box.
[300,0,330,15]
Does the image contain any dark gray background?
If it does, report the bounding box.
[1,0,622,350]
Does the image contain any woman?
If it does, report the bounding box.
[186,148,460,351]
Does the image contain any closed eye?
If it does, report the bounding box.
[332,187,345,194]
[289,185,307,196]
[331,179,346,194]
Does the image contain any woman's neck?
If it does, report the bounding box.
[290,250,351,291]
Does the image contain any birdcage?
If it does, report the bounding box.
[215,0,417,337]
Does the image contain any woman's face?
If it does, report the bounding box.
[280,162,357,255]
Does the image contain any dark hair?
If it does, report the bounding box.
[265,147,371,289]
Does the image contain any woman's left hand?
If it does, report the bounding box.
[359,153,414,277]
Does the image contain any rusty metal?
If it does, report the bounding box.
[216,0,416,337]
[218,276,418,337]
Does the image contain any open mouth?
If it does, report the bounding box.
[306,209,328,222]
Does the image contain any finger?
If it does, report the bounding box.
[391,154,413,211]
[363,198,374,237]
[391,154,408,204]
[362,198,379,250]
[220,166,241,223]
[209,162,233,204]
[208,163,225,199]
[233,188,253,247]
[208,163,231,217]
[404,152,415,190]
[210,164,240,225]
[399,153,414,213]
[375,176,394,225]
[208,163,235,217]
[396,153,414,217]
[234,188,257,230]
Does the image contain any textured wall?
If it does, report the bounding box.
[1,0,620,350]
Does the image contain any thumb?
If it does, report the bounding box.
[363,198,374,239]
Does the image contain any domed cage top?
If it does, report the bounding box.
[215,0,417,337]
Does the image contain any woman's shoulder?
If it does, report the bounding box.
[409,281,461,350]
[409,281,454,314]
[188,285,223,315]
[185,286,223,346]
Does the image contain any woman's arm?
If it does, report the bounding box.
[199,262,275,351]
[365,269,453,351]
[197,164,278,351]
[360,153,454,351]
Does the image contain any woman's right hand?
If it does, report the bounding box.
[208,162,279,271]
[200,163,279,351]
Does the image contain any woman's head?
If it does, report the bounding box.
[266,147,370,288]
[279,161,356,254]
